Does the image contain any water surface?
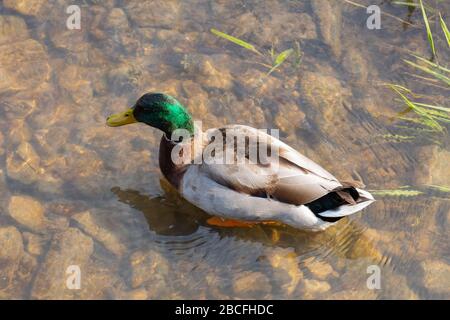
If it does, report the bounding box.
[0,0,449,299]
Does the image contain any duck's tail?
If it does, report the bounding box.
[305,187,375,222]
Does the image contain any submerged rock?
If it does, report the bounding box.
[379,268,419,300]
[421,260,450,295]
[0,226,36,299]
[346,233,384,261]
[22,232,48,256]
[0,130,3,150]
[99,7,140,57]
[106,8,130,30]
[107,63,142,96]
[302,279,331,299]
[342,47,369,84]
[7,120,32,146]
[326,289,378,300]
[31,228,94,299]
[1,99,36,121]
[3,0,46,17]
[0,16,29,45]
[275,103,306,136]
[447,208,450,227]
[311,0,342,58]
[78,258,125,300]
[256,12,317,42]
[267,249,303,296]
[415,146,450,186]
[6,141,41,185]
[179,54,233,91]
[232,271,272,299]
[301,71,348,115]
[0,39,50,94]
[61,144,106,197]
[0,226,24,298]
[8,195,45,232]
[112,288,148,300]
[303,257,338,280]
[127,250,170,289]
[58,65,94,104]
[126,1,181,28]
[71,211,126,257]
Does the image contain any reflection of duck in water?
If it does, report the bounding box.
[111,180,207,236]
[112,182,384,263]
[107,93,375,231]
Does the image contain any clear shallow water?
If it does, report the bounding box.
[0,0,449,299]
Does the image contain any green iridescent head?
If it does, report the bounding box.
[106,93,194,136]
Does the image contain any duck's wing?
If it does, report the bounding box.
[199,125,343,205]
[180,165,324,229]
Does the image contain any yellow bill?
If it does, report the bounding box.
[106,108,137,127]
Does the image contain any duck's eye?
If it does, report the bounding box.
[125,114,129,117]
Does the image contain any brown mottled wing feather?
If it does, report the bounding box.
[200,125,343,205]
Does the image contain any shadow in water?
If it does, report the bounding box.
[111,179,385,263]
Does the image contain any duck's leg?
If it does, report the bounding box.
[206,216,280,228]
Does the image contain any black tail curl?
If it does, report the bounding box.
[305,187,360,222]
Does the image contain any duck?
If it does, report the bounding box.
[106,93,375,231]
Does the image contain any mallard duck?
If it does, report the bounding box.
[107,93,375,231]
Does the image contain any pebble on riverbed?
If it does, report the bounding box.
[0,16,29,45]
[58,65,94,105]
[326,289,378,300]
[127,250,170,289]
[72,211,126,257]
[6,141,40,184]
[232,271,272,299]
[415,146,450,186]
[3,0,46,17]
[267,249,303,296]
[379,268,419,300]
[0,226,24,298]
[0,226,38,299]
[303,257,338,280]
[301,279,331,299]
[421,260,450,296]
[342,47,369,85]
[125,0,180,29]
[311,0,342,58]
[0,39,50,94]
[8,195,45,232]
[31,228,94,299]
[275,103,306,136]
[22,232,48,256]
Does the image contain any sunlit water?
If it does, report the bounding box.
[0,0,449,299]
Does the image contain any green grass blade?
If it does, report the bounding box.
[419,0,436,58]
[266,48,294,76]
[378,133,416,142]
[427,185,450,193]
[397,114,440,131]
[369,188,423,197]
[293,41,303,68]
[384,83,413,93]
[422,109,450,121]
[389,85,444,131]
[210,28,263,56]
[274,48,293,66]
[412,54,450,73]
[439,13,450,48]
[404,59,450,86]
[392,1,419,7]
[392,1,436,13]
[413,102,450,113]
